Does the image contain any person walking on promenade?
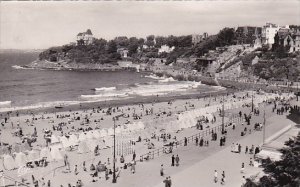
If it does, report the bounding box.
[133,151,136,161]
[245,146,248,154]
[221,171,225,185]
[240,162,245,173]
[169,176,172,187]
[238,144,241,153]
[175,155,180,166]
[163,176,171,187]
[184,137,187,146]
[249,158,254,166]
[74,165,78,175]
[241,176,246,186]
[214,170,218,183]
[171,155,175,166]
[160,164,164,176]
[131,160,136,174]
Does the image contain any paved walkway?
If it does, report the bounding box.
[153,109,298,187]
[84,100,298,187]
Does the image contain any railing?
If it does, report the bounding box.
[0,174,31,187]
[139,115,243,161]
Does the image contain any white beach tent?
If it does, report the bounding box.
[51,135,60,144]
[107,128,114,136]
[93,130,101,139]
[78,141,90,154]
[137,121,145,130]
[115,126,122,134]
[3,154,17,170]
[86,131,94,139]
[40,147,51,160]
[86,140,98,152]
[100,129,108,137]
[98,139,106,149]
[27,150,40,162]
[60,136,71,148]
[49,145,63,161]
[79,132,87,142]
[69,134,79,146]
[14,152,27,167]
[104,137,112,148]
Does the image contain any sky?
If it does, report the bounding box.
[0,0,300,49]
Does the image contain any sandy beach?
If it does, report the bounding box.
[0,89,295,187]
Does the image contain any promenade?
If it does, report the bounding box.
[86,99,298,187]
[153,104,299,187]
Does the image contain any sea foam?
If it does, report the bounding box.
[94,87,116,91]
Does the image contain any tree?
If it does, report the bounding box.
[216,28,236,47]
[247,132,300,187]
[107,40,117,53]
[114,36,129,47]
[146,35,155,47]
[128,37,139,55]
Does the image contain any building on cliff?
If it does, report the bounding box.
[192,32,209,45]
[77,29,94,45]
[235,26,262,45]
[273,28,300,53]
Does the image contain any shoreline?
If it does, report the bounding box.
[0,87,233,117]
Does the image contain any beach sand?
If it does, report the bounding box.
[0,90,293,187]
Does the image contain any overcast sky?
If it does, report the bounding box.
[0,1,299,49]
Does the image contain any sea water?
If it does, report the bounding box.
[0,50,223,111]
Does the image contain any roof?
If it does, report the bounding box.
[255,149,282,161]
[77,33,83,36]
[86,29,92,35]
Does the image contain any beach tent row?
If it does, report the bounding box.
[0,145,63,171]
[174,93,286,131]
[49,121,145,153]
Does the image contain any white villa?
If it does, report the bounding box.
[77,29,94,45]
[158,45,175,54]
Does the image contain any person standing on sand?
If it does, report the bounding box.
[160,164,164,176]
[214,170,218,183]
[240,162,245,173]
[241,176,246,186]
[221,171,225,185]
[163,177,169,187]
[175,155,180,166]
[74,165,78,175]
[171,155,175,166]
[169,176,172,187]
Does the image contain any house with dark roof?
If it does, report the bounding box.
[273,28,300,53]
[77,29,94,45]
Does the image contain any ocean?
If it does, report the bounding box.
[0,50,223,111]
